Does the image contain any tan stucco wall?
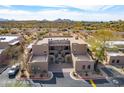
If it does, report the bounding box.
[0,42,14,63]
[29,62,48,74]
[74,61,94,72]
[0,42,9,48]
[0,53,10,64]
[32,44,49,56]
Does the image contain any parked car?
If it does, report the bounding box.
[110,77,120,86]
[8,64,20,78]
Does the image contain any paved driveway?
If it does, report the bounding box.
[33,72,92,87]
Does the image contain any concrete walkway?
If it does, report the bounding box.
[48,63,73,72]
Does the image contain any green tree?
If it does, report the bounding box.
[87,30,118,70]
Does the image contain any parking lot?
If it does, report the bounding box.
[109,77,124,87]
[1,66,124,87]
[33,72,92,87]
[101,66,123,77]
[0,67,31,87]
[101,67,114,77]
[0,68,16,87]
[0,65,8,74]
[32,71,121,87]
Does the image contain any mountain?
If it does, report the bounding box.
[0,18,9,21]
[41,19,49,22]
[54,18,72,23]
[0,18,15,21]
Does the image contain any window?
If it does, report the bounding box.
[65,52,70,55]
[112,60,115,63]
[82,65,85,69]
[50,57,54,62]
[50,46,54,50]
[50,52,54,55]
[117,60,120,63]
[64,46,69,50]
[88,65,90,69]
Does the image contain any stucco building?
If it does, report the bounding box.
[28,36,94,76]
[106,51,124,65]
[106,41,124,65]
[0,35,21,64]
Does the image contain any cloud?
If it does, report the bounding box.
[0,0,123,9]
[0,9,31,14]
[100,5,114,11]
[0,7,123,21]
[0,5,118,12]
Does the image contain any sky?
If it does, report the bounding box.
[0,5,124,21]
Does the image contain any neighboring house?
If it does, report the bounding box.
[0,35,21,64]
[106,41,124,65]
[28,36,94,76]
[106,41,124,52]
[106,51,124,65]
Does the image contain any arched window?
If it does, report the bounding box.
[112,60,115,63]
[88,65,90,69]
[82,65,85,69]
[117,60,120,63]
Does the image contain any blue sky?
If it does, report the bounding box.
[0,5,124,21]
